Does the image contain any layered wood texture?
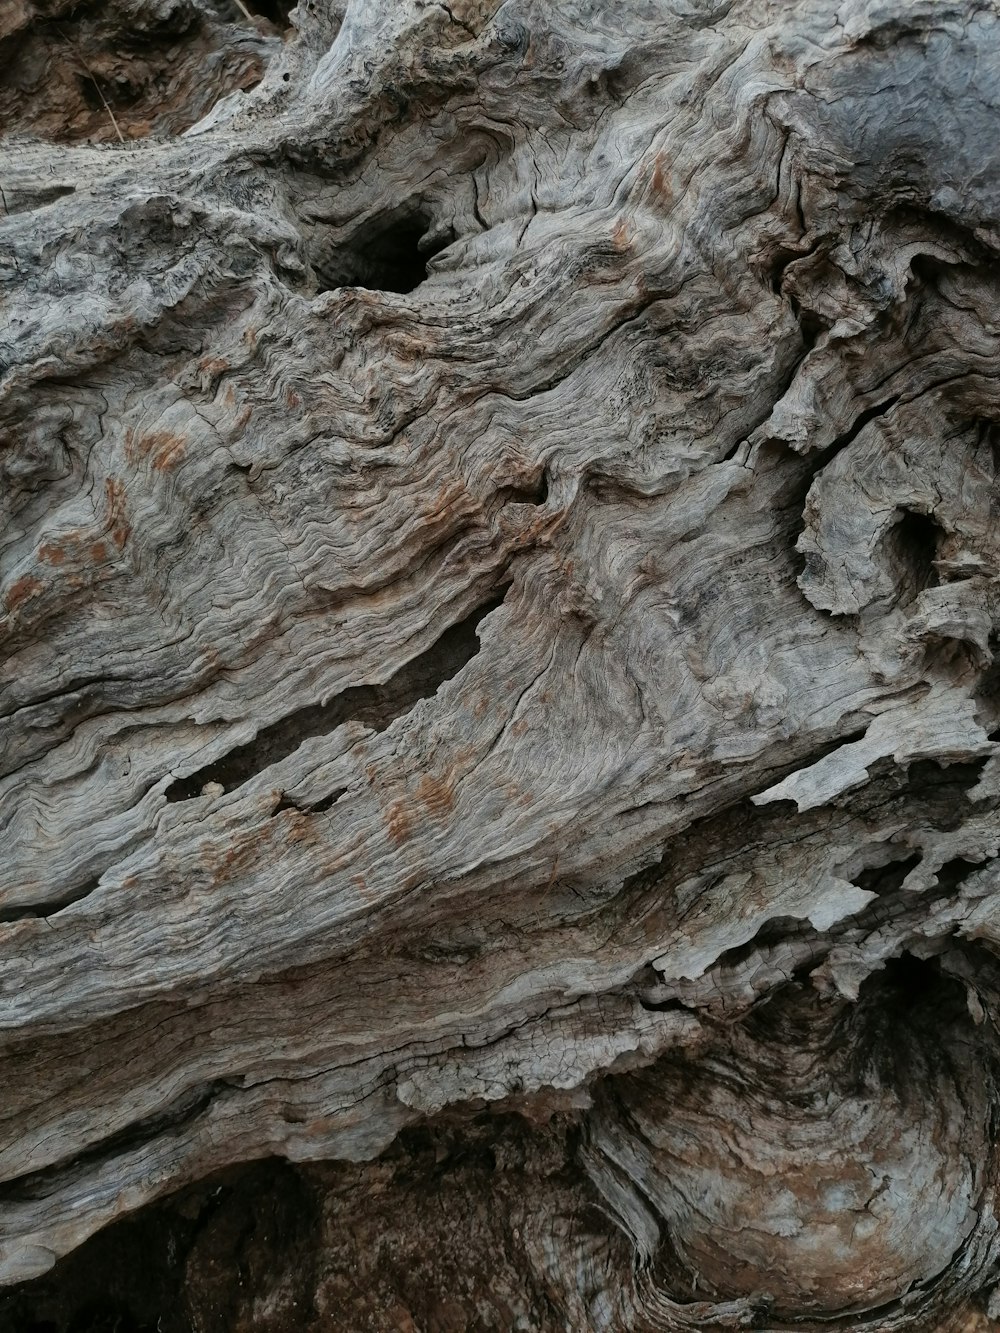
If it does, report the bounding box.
[3,0,1000,1327]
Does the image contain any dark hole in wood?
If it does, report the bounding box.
[850,949,972,1084]
[314,214,452,295]
[0,1159,320,1333]
[0,1122,599,1333]
[498,465,549,506]
[934,856,986,890]
[877,951,942,1004]
[853,853,921,896]
[231,0,294,25]
[890,507,942,602]
[66,1298,147,1333]
[973,641,1000,739]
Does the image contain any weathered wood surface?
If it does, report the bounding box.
[3,0,1000,1326]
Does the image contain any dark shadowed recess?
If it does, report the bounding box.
[231,0,295,24]
[309,210,455,294]
[165,585,508,800]
[5,948,1000,1331]
[0,1116,622,1333]
[0,0,277,145]
[888,507,943,604]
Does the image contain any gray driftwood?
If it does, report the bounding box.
[3,0,1000,1327]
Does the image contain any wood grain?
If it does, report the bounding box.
[3,0,1000,1326]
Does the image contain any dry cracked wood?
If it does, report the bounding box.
[3,0,1000,1327]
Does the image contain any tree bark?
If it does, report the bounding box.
[2,0,1000,1328]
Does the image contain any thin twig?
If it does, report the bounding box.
[55,24,126,144]
[87,73,125,144]
[232,0,256,21]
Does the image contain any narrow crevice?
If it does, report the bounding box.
[310,788,345,813]
[0,1080,233,1205]
[0,183,76,217]
[784,396,902,592]
[618,726,870,901]
[787,297,827,353]
[720,320,824,464]
[712,915,808,971]
[0,879,99,925]
[988,422,1000,480]
[768,248,802,295]
[272,786,348,817]
[813,394,902,469]
[634,992,697,1015]
[166,587,508,801]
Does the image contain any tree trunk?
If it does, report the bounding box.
[2,0,1000,1328]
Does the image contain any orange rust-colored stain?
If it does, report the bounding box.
[352,873,376,903]
[286,819,321,848]
[611,217,631,251]
[151,435,186,473]
[285,388,301,409]
[4,574,43,613]
[104,478,132,549]
[126,429,188,473]
[416,772,455,819]
[386,801,414,846]
[90,541,108,563]
[38,542,66,566]
[234,406,253,432]
[199,355,230,376]
[651,152,672,203]
[208,827,275,886]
